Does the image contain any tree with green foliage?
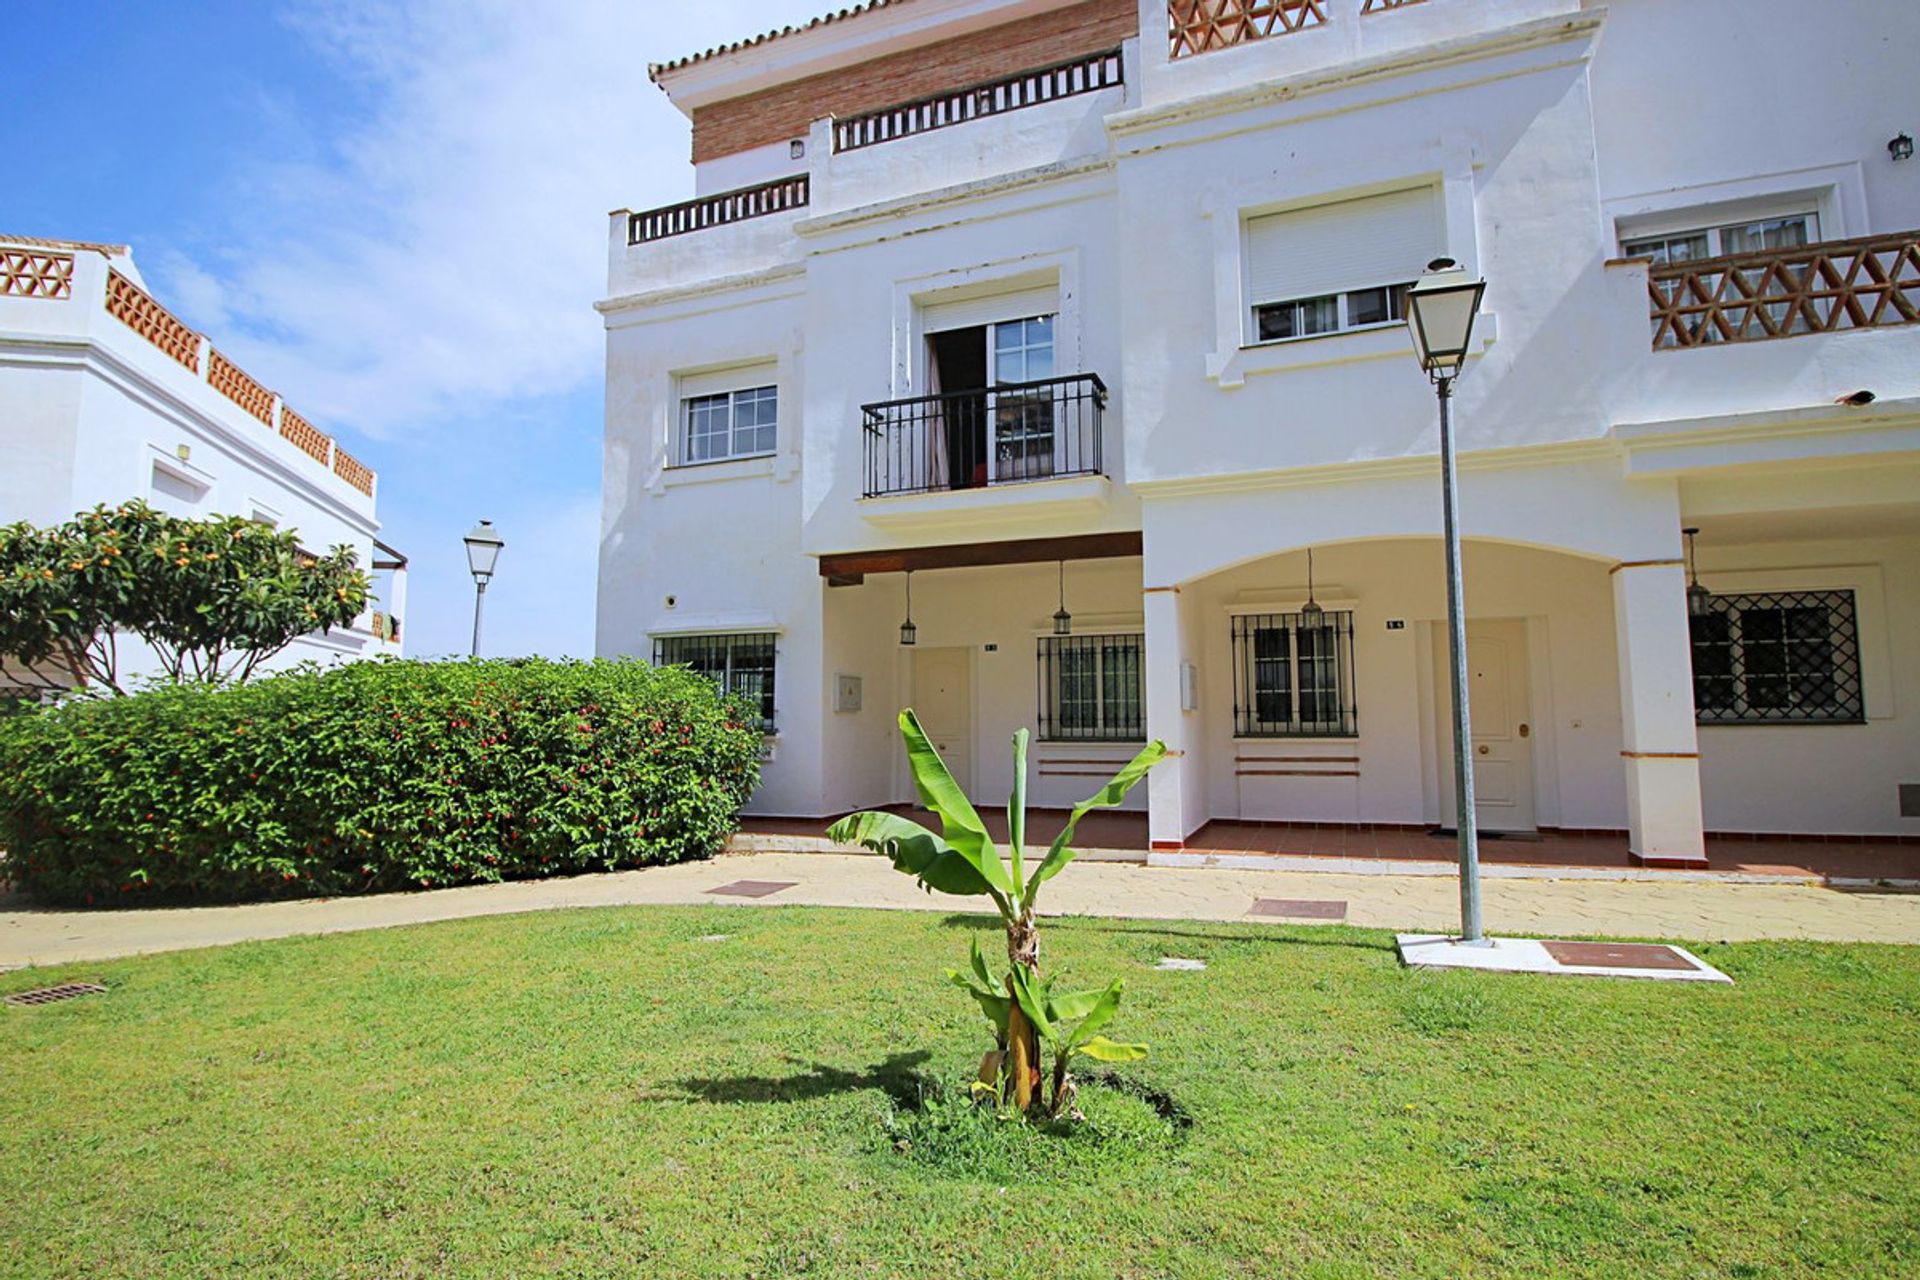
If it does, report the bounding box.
[0,501,369,696]
[829,709,1165,1120]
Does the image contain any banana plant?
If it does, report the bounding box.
[948,937,1148,1119]
[828,708,1164,1117]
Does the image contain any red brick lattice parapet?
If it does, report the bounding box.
[1168,0,1327,59]
[208,348,275,425]
[1,248,75,299]
[278,405,331,463]
[333,446,374,496]
[105,269,200,372]
[1647,230,1920,349]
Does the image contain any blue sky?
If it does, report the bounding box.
[3,0,828,658]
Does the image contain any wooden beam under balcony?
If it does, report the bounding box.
[818,531,1141,585]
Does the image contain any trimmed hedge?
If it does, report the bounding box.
[0,658,762,904]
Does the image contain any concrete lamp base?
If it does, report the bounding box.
[1396,934,1732,983]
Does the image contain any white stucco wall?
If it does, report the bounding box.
[601,0,1920,839]
[0,243,397,677]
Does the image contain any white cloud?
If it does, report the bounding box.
[157,0,829,437]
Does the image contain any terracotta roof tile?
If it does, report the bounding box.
[648,0,912,81]
[0,233,130,256]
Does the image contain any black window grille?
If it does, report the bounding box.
[652,632,777,732]
[1232,611,1357,737]
[1037,633,1144,742]
[1690,590,1862,724]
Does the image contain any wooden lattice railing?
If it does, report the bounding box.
[628,174,810,244]
[833,47,1124,153]
[1,247,75,299]
[208,348,275,424]
[1646,230,1920,350]
[333,446,375,496]
[279,405,331,463]
[1360,0,1426,11]
[106,269,200,372]
[1169,0,1327,58]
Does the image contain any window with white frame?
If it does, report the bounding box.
[1230,611,1357,737]
[1245,186,1439,346]
[679,385,776,465]
[1622,211,1818,264]
[1689,590,1863,725]
[652,632,777,731]
[1037,633,1143,742]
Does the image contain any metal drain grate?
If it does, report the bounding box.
[5,982,107,1007]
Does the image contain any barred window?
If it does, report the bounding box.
[1037,634,1143,742]
[681,385,777,466]
[1232,611,1357,737]
[1690,590,1862,724]
[652,632,777,731]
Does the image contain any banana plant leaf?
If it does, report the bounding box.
[897,710,1014,901]
[825,809,1005,907]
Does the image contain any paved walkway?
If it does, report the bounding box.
[4,851,1917,969]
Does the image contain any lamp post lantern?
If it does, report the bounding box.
[462,519,505,658]
[1407,258,1489,944]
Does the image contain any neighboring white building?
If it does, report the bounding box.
[597,0,1920,864]
[0,235,406,682]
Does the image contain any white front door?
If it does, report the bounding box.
[911,646,973,794]
[1435,618,1537,833]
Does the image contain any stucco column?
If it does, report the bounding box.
[1143,585,1193,849]
[1611,562,1707,867]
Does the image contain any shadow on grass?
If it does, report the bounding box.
[934,912,1396,954]
[655,1049,937,1108]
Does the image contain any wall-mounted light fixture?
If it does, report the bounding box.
[1891,133,1914,163]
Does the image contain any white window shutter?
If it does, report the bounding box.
[679,361,778,399]
[921,285,1059,334]
[1245,187,1441,306]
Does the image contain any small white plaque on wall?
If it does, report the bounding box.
[834,673,863,713]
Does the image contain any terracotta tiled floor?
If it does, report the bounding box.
[740,808,1920,881]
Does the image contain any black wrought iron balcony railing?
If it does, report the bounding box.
[861,373,1106,499]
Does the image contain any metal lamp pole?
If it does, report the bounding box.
[462,520,505,658]
[1407,260,1489,944]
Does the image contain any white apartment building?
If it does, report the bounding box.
[597,0,1920,866]
[0,236,406,681]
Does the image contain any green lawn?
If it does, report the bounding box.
[3,905,1916,1278]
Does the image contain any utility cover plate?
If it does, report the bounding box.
[706,880,797,899]
[1250,898,1348,920]
[1541,940,1699,971]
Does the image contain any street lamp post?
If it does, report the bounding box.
[462,520,505,658]
[1407,258,1489,944]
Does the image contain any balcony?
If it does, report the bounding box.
[862,373,1107,499]
[831,46,1124,153]
[627,174,810,245]
[1645,230,1920,350]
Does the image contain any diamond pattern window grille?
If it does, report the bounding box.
[1361,0,1426,10]
[1169,0,1328,59]
[1690,590,1864,725]
[1647,231,1920,350]
[1,248,75,299]
[653,633,777,733]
